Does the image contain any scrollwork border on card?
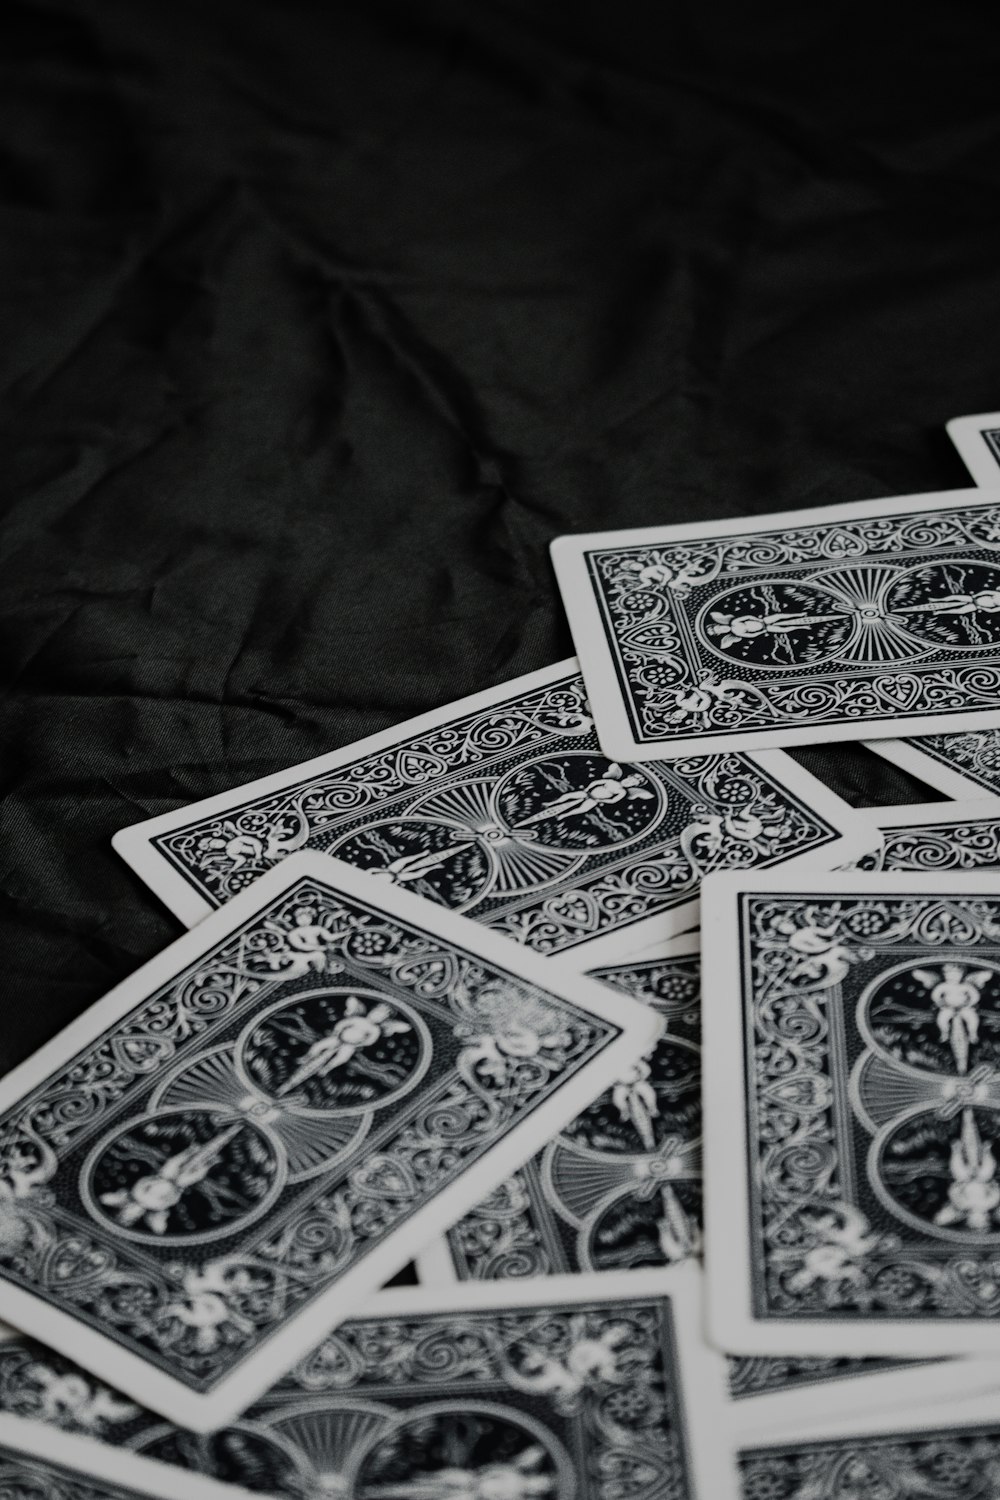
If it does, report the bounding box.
[743,891,1000,1321]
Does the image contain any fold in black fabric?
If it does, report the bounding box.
[0,1,994,1065]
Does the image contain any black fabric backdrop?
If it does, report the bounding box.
[1,0,995,1071]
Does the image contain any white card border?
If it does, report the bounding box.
[550,488,1000,761]
[864,734,1000,800]
[728,1355,1000,1438]
[857,796,1000,838]
[736,1383,1000,1458]
[947,411,1000,488]
[367,1262,740,1500]
[0,1413,261,1500]
[701,866,1000,1357]
[414,930,703,1286]
[0,851,659,1431]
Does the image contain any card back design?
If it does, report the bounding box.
[737,886,1000,1327]
[553,493,1000,757]
[0,857,651,1424]
[438,941,702,1279]
[726,1354,921,1400]
[0,1282,715,1500]
[114,664,859,951]
[740,1421,1000,1498]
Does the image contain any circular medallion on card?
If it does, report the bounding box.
[697,579,853,670]
[582,1178,703,1272]
[885,560,1000,650]
[131,1425,303,1494]
[559,1034,701,1157]
[236,989,430,1116]
[330,819,494,910]
[83,1106,282,1243]
[870,1105,1000,1243]
[351,1403,572,1499]
[859,958,1000,1078]
[492,753,664,851]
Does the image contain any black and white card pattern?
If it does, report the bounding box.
[112,660,871,957]
[419,933,703,1283]
[0,1270,739,1500]
[851,801,1000,873]
[552,490,1000,759]
[703,869,1000,1356]
[0,852,656,1428]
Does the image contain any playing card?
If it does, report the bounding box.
[849,799,1000,872]
[0,851,657,1429]
[551,489,1000,760]
[701,867,1000,1356]
[738,1391,1000,1494]
[416,932,703,1283]
[0,1267,738,1500]
[867,727,1000,799]
[112,659,873,959]
[725,1353,1000,1435]
[948,410,1000,487]
[0,1414,258,1500]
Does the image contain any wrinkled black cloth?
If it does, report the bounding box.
[0,0,993,1069]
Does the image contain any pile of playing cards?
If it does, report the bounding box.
[5,425,1000,1496]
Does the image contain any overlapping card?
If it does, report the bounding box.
[418,931,704,1284]
[551,488,1000,759]
[16,431,1000,1493]
[703,867,1000,1357]
[113,658,873,955]
[0,851,656,1428]
[0,1268,738,1500]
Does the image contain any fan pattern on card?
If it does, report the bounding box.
[742,890,1000,1322]
[0,1299,694,1498]
[444,950,701,1277]
[740,1425,1000,1498]
[856,816,1000,873]
[725,1354,925,1400]
[584,499,1000,745]
[0,876,618,1394]
[145,672,838,951]
[894,729,1000,796]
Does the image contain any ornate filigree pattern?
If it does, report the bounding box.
[860,815,1000,873]
[584,499,1000,745]
[740,1426,1000,1498]
[742,890,1000,1321]
[0,1293,693,1499]
[725,1354,922,1400]
[147,672,838,951]
[445,951,702,1278]
[0,877,619,1394]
